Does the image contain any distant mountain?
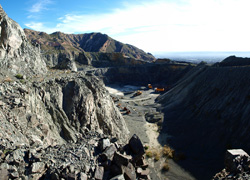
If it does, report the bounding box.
[24,29,155,67]
[216,55,250,67]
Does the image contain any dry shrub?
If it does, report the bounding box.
[154,151,160,161]
[162,162,169,171]
[163,145,174,159]
[3,77,12,83]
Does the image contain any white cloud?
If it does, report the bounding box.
[25,22,58,33]
[25,0,250,52]
[29,0,53,13]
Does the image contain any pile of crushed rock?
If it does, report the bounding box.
[0,133,150,180]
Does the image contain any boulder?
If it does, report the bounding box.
[94,166,104,180]
[0,168,9,180]
[225,149,249,173]
[128,134,145,156]
[31,162,45,173]
[99,138,111,151]
[79,172,88,180]
[113,152,132,167]
[101,144,117,161]
[123,163,136,180]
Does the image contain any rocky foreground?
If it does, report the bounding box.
[0,133,150,180]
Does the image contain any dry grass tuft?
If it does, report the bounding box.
[162,145,175,159]
[162,162,170,171]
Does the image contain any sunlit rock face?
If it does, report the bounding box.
[0,5,47,75]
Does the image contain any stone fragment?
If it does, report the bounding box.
[0,168,9,180]
[79,172,88,180]
[13,149,25,163]
[31,162,45,173]
[99,138,111,151]
[123,163,136,180]
[225,149,249,173]
[110,174,126,180]
[101,143,117,161]
[113,152,132,166]
[10,171,19,178]
[128,134,145,156]
[94,166,104,180]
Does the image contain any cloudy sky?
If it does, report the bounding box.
[1,0,250,54]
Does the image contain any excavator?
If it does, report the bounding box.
[155,87,165,92]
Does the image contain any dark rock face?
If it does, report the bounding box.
[94,63,193,86]
[0,5,47,75]
[24,29,155,67]
[157,65,250,179]
[129,134,145,157]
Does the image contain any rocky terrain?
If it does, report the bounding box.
[0,4,152,180]
[24,29,155,67]
[1,2,250,180]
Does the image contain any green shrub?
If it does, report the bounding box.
[146,150,153,158]
[15,74,23,79]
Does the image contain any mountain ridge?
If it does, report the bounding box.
[24,28,155,67]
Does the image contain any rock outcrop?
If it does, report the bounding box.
[213,149,250,179]
[0,5,47,75]
[24,29,155,67]
[0,71,129,147]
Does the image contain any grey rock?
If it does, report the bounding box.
[94,166,104,180]
[0,168,9,180]
[79,172,88,180]
[10,171,19,178]
[0,5,47,75]
[31,162,45,173]
[113,152,131,167]
[110,174,126,180]
[123,163,136,180]
[13,149,24,163]
[101,143,117,161]
[99,138,111,151]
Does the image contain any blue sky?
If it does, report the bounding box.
[1,0,250,54]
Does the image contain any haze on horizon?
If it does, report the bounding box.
[1,0,250,54]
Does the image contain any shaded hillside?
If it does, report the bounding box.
[156,64,250,179]
[93,63,194,86]
[24,29,155,66]
[215,55,250,67]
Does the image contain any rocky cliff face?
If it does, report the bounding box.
[24,29,155,67]
[0,5,47,75]
[156,64,250,179]
[0,71,129,148]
